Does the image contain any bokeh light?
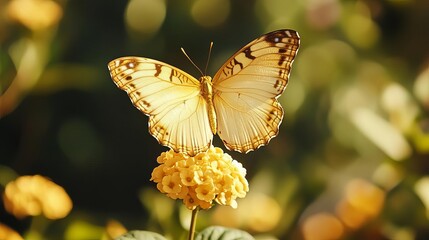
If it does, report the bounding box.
[350,108,412,161]
[414,177,429,219]
[211,191,282,233]
[6,0,62,31]
[125,0,166,36]
[411,120,429,153]
[381,83,419,132]
[305,0,341,30]
[301,212,344,240]
[372,162,403,191]
[339,178,385,227]
[191,0,230,28]
[254,0,301,28]
[414,66,429,108]
[340,2,380,49]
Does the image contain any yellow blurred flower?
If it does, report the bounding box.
[6,0,63,31]
[0,223,23,240]
[150,147,249,210]
[3,175,73,219]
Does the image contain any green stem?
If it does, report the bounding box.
[188,207,199,240]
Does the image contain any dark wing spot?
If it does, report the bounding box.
[143,100,151,108]
[278,55,286,66]
[265,29,300,46]
[127,60,137,69]
[267,108,280,126]
[265,31,286,44]
[274,79,280,89]
[233,58,243,70]
[279,69,284,78]
[154,64,162,77]
[243,47,256,60]
[125,76,132,81]
[279,48,286,54]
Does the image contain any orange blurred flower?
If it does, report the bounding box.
[104,219,127,240]
[301,212,344,240]
[151,147,249,210]
[336,178,385,229]
[3,175,73,219]
[0,223,23,240]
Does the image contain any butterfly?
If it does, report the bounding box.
[108,29,300,156]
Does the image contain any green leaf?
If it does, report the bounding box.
[115,230,167,240]
[195,226,255,240]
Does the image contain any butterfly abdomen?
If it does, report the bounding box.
[200,76,217,135]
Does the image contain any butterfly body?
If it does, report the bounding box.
[200,76,217,134]
[108,29,300,156]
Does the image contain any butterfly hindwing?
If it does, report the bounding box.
[108,57,213,156]
[212,29,300,153]
[214,92,284,153]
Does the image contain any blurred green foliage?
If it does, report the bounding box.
[1,0,429,239]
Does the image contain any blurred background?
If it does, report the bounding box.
[1,0,429,239]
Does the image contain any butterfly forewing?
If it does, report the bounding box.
[212,29,300,153]
[108,57,213,156]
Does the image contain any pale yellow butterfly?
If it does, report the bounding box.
[108,29,300,156]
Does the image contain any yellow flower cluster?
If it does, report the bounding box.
[3,175,73,219]
[150,147,249,210]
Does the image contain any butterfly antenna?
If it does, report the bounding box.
[181,47,204,77]
[204,42,214,75]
